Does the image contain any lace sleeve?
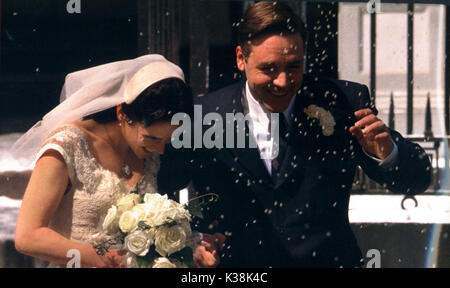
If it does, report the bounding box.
[35,125,80,183]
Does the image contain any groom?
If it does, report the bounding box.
[158,1,431,267]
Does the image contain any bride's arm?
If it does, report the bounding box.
[15,150,122,268]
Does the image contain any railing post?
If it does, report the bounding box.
[389,91,395,130]
[425,92,433,139]
[446,5,450,135]
[407,4,414,135]
[0,0,2,67]
[370,7,376,106]
[424,92,439,190]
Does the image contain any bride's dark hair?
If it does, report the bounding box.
[84,78,193,126]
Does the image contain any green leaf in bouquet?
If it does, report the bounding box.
[136,246,160,268]
[93,242,109,256]
[170,247,195,268]
[136,255,151,268]
[165,217,178,226]
[137,221,151,230]
[93,236,123,256]
[130,186,139,195]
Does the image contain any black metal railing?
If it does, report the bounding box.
[351,3,449,195]
[446,4,450,134]
[352,91,449,195]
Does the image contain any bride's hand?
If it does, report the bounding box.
[193,233,225,268]
[97,249,127,268]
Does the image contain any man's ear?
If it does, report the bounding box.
[236,46,246,72]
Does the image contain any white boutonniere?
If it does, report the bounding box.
[304,105,336,136]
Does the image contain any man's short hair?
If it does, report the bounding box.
[238,1,307,58]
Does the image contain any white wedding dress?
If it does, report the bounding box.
[37,125,160,268]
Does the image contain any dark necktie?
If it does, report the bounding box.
[272,114,289,183]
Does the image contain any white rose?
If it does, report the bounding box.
[152,209,174,227]
[132,204,148,223]
[102,205,119,233]
[124,230,153,257]
[143,193,167,204]
[116,193,141,214]
[154,225,188,257]
[151,257,176,268]
[165,199,191,221]
[142,194,166,224]
[143,195,170,223]
[152,199,191,227]
[141,206,158,227]
[119,210,138,233]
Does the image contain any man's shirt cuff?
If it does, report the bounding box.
[362,140,399,168]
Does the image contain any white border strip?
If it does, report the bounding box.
[349,195,450,224]
[2,195,449,224]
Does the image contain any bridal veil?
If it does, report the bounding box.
[11,54,184,167]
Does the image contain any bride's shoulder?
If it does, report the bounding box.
[67,120,97,134]
[46,123,83,140]
[45,121,102,149]
[58,120,101,141]
[37,123,93,172]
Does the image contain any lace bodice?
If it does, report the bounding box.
[36,125,159,267]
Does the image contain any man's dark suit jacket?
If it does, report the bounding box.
[158,75,431,268]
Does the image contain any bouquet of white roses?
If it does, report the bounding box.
[95,191,197,268]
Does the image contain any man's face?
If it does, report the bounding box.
[236,33,305,112]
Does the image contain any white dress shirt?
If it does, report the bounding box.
[245,82,295,175]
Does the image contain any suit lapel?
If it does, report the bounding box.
[213,82,272,183]
[273,146,294,189]
[225,146,272,183]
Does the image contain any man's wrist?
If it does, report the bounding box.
[363,140,399,168]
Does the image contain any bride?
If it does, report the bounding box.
[12,55,220,268]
